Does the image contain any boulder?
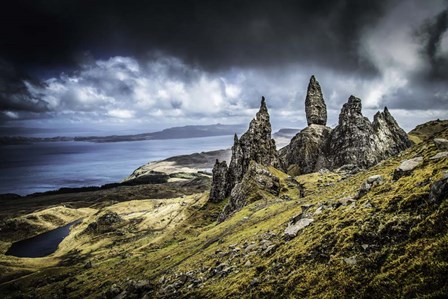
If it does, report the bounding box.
[429,177,448,202]
[430,152,448,160]
[434,138,448,150]
[393,157,423,180]
[367,175,384,185]
[284,218,313,239]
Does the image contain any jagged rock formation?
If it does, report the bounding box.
[209,160,228,203]
[281,76,411,175]
[326,96,411,169]
[209,97,281,216]
[209,97,280,203]
[226,97,281,191]
[210,77,411,220]
[218,161,280,221]
[305,75,327,126]
[280,76,332,174]
[325,95,381,169]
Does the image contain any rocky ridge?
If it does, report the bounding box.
[280,76,411,175]
[210,76,411,221]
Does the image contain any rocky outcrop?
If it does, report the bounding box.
[209,97,283,220]
[226,134,244,196]
[305,75,327,126]
[209,160,228,203]
[434,138,448,150]
[279,124,332,175]
[279,76,332,174]
[355,175,384,199]
[218,161,280,222]
[281,77,411,175]
[325,96,411,170]
[372,107,412,157]
[234,97,281,173]
[325,96,380,169]
[209,97,280,205]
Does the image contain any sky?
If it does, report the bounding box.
[0,0,447,135]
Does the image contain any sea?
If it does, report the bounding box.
[0,135,233,196]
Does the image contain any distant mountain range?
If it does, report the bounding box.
[0,124,247,145]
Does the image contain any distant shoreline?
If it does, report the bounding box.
[0,123,246,145]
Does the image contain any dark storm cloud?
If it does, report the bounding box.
[418,8,448,80]
[0,60,49,113]
[0,0,392,73]
[0,0,446,131]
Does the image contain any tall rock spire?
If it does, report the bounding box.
[305,75,327,126]
[209,97,281,207]
[226,96,281,193]
[209,159,228,203]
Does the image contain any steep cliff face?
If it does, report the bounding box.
[325,95,378,169]
[325,96,412,170]
[279,124,332,174]
[372,107,412,157]
[209,97,281,212]
[281,76,411,174]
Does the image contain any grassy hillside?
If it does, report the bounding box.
[0,123,447,298]
[408,119,448,144]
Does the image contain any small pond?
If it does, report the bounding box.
[5,219,81,258]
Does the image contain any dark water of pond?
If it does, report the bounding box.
[5,220,81,258]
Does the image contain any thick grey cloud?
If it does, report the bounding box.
[0,0,392,73]
[0,61,50,120]
[0,0,447,132]
[419,8,448,80]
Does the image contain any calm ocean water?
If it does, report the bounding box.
[0,136,233,195]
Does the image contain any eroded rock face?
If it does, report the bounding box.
[372,107,412,158]
[209,97,281,205]
[235,97,281,173]
[282,78,412,175]
[305,75,327,126]
[218,161,280,221]
[279,124,332,174]
[326,96,411,170]
[209,160,228,203]
[326,96,378,169]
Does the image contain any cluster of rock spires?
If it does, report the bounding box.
[279,76,411,174]
[210,75,411,220]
